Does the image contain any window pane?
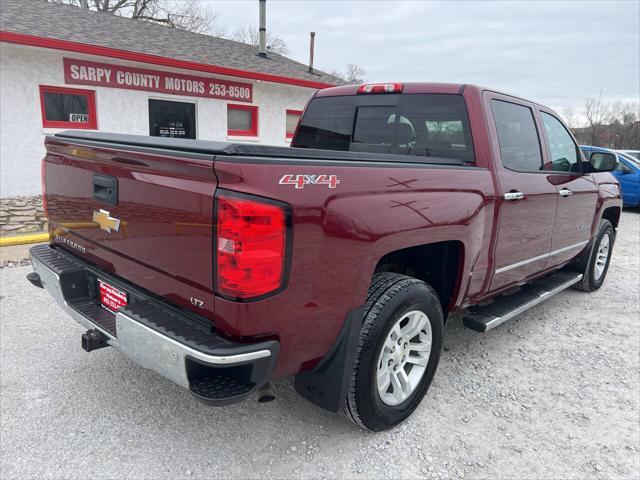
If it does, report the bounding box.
[43,91,90,123]
[352,106,397,152]
[292,96,354,151]
[491,100,542,171]
[540,112,579,172]
[293,94,474,162]
[286,111,301,136]
[228,107,253,132]
[149,99,196,139]
[398,95,473,161]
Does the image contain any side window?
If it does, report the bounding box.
[39,85,97,129]
[285,109,302,139]
[227,104,258,137]
[491,100,542,171]
[540,112,579,172]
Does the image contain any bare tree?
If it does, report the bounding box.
[48,0,223,35]
[345,64,366,83]
[331,63,367,84]
[231,26,289,56]
[584,97,605,145]
[574,97,640,149]
[562,106,577,129]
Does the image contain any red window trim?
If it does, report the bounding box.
[285,109,303,139]
[39,85,97,129]
[227,104,258,137]
[1,31,336,90]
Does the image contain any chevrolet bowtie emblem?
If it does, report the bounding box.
[93,209,120,233]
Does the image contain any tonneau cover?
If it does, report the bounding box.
[54,131,465,166]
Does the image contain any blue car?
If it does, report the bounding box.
[581,145,640,207]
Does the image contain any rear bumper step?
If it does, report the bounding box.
[28,244,279,405]
[463,270,583,332]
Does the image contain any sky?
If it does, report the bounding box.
[206,0,639,122]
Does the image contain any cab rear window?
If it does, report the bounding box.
[292,94,475,163]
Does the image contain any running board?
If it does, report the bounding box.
[463,271,583,332]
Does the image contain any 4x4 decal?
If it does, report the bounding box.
[279,174,340,189]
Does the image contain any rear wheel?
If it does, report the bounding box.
[343,273,443,431]
[573,219,615,292]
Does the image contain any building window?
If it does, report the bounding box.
[286,109,302,139]
[39,85,97,129]
[149,99,196,139]
[227,104,258,137]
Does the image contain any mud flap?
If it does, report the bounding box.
[294,307,364,412]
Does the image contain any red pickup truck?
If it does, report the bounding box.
[28,83,621,431]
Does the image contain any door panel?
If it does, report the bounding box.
[485,96,558,292]
[491,169,557,289]
[550,175,598,265]
[614,159,640,205]
[538,111,598,267]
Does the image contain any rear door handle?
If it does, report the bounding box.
[558,188,574,197]
[504,191,524,201]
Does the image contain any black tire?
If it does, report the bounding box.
[572,219,615,292]
[342,273,443,431]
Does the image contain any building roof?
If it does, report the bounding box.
[0,0,341,88]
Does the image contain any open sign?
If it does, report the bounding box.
[69,113,89,123]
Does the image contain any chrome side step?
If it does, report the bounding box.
[463,271,583,332]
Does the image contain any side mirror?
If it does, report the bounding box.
[589,152,617,172]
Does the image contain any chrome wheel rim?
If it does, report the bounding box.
[376,310,432,406]
[594,233,610,280]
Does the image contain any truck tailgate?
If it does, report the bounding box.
[43,136,217,320]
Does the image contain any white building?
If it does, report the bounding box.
[0,0,339,197]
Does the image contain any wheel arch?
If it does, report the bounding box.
[601,205,621,229]
[372,240,464,317]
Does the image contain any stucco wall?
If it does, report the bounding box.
[0,43,315,197]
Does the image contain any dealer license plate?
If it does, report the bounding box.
[98,279,128,312]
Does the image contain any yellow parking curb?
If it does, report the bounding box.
[0,233,50,247]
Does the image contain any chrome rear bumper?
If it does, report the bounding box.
[29,244,278,405]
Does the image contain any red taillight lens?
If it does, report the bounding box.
[357,83,404,94]
[216,194,287,299]
[41,158,48,216]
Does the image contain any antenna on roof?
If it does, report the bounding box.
[258,0,267,58]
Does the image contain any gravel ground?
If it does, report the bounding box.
[1,211,639,480]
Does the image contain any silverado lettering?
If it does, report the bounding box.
[29,83,621,431]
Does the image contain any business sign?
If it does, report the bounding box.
[69,113,89,123]
[63,58,253,103]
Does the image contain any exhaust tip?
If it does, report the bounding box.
[257,383,275,403]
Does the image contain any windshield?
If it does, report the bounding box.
[292,94,475,163]
[621,151,640,162]
[619,152,640,168]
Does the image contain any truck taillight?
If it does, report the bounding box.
[41,158,48,216]
[215,193,289,300]
[357,83,404,94]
